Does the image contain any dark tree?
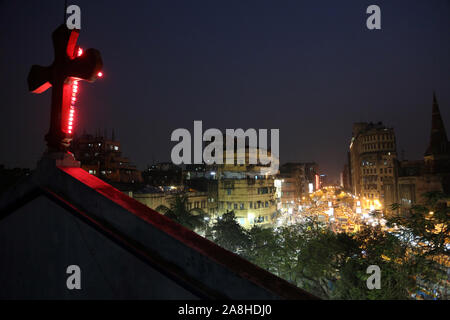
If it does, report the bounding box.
[158,193,207,232]
[212,211,249,253]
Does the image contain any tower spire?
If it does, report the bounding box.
[425,92,449,158]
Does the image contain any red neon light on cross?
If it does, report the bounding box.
[61,47,102,135]
[67,80,78,134]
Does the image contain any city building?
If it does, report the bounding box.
[340,163,351,191]
[277,162,319,214]
[348,122,398,213]
[319,174,328,188]
[178,144,280,228]
[215,146,278,228]
[142,162,182,187]
[131,187,208,215]
[70,130,143,184]
[183,163,219,217]
[397,93,450,210]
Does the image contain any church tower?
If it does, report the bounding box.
[424,92,450,173]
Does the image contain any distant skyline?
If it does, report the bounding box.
[1,0,449,181]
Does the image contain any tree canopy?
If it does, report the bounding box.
[159,193,207,232]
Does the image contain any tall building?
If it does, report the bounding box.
[215,146,278,228]
[340,163,351,191]
[183,163,219,217]
[398,93,450,209]
[277,162,319,214]
[349,122,398,213]
[70,130,143,184]
[424,93,450,171]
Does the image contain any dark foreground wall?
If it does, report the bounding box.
[0,195,197,299]
[0,158,317,300]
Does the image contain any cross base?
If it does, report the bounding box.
[38,150,81,169]
[45,132,72,153]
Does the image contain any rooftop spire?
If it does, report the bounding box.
[425,92,449,157]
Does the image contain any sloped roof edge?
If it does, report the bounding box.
[0,161,317,300]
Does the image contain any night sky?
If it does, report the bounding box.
[1,0,449,181]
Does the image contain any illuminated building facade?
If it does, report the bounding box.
[131,188,208,215]
[349,122,398,213]
[213,147,278,228]
[277,162,319,214]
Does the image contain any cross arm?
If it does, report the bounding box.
[67,48,103,82]
[28,65,52,93]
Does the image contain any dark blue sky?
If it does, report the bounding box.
[1,0,449,181]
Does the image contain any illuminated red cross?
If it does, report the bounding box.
[28,24,103,152]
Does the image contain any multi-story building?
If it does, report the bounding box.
[142,162,182,187]
[340,163,351,191]
[277,162,319,214]
[182,163,219,217]
[319,174,328,188]
[397,93,450,210]
[131,187,208,214]
[213,146,278,228]
[349,122,398,213]
[277,175,299,214]
[147,145,279,228]
[70,130,143,184]
[217,164,277,227]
